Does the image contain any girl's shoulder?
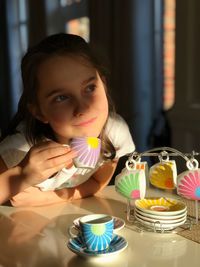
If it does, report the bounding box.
[0,122,31,152]
[106,113,130,133]
[105,113,135,158]
[0,122,31,168]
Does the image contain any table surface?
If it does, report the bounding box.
[0,186,199,267]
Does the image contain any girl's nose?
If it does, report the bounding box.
[74,99,90,117]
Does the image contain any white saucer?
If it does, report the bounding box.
[67,234,128,258]
[135,210,187,224]
[135,214,186,231]
[73,216,125,232]
[135,207,187,220]
[135,198,187,216]
[135,209,187,223]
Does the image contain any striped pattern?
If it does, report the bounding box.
[81,220,113,251]
[71,137,101,168]
[115,169,146,199]
[67,234,128,257]
[177,170,200,200]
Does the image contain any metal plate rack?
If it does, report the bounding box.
[122,146,200,233]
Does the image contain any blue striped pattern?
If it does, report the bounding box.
[82,221,113,251]
[67,234,128,257]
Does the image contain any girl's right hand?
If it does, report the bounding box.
[19,141,77,187]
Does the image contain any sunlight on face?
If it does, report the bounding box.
[35,55,109,143]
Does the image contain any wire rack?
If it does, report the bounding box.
[123,146,200,233]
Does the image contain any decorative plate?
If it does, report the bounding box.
[135,197,187,215]
[135,207,187,220]
[67,234,128,258]
[135,210,187,224]
[135,215,186,231]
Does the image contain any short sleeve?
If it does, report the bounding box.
[0,132,30,168]
[105,113,135,158]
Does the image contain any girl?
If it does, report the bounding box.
[0,33,135,206]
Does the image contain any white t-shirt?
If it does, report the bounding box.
[0,113,135,190]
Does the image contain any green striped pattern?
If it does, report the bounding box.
[115,172,140,199]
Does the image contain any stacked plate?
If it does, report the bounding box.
[134,197,187,231]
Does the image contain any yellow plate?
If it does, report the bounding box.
[135,197,187,215]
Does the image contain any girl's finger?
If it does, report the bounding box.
[39,146,74,160]
[44,149,77,169]
[33,140,70,153]
[42,161,74,178]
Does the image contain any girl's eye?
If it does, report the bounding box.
[85,84,96,93]
[54,95,69,102]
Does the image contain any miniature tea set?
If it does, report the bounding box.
[67,144,200,257]
[115,146,200,232]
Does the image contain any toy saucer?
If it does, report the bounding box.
[135,207,187,220]
[135,197,187,216]
[67,234,128,258]
[135,214,186,231]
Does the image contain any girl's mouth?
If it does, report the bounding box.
[73,117,97,127]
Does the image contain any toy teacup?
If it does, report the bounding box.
[149,159,177,190]
[70,137,101,169]
[177,159,200,200]
[115,159,146,200]
[69,214,114,251]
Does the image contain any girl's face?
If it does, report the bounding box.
[33,55,109,143]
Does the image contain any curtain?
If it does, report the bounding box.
[0,1,12,133]
[89,0,164,152]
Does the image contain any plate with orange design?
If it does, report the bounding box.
[135,197,187,216]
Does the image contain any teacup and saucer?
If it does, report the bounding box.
[67,214,128,258]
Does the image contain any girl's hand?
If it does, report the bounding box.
[10,160,118,207]
[19,141,77,187]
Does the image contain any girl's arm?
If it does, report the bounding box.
[0,164,30,204]
[10,160,118,207]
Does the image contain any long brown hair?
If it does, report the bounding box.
[2,33,116,159]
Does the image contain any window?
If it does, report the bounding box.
[45,0,89,42]
[66,16,89,42]
[163,0,176,110]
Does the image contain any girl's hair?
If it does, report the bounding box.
[2,33,116,160]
